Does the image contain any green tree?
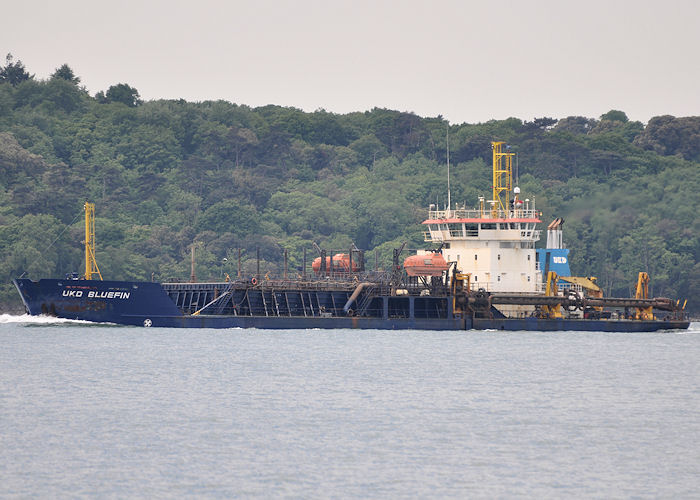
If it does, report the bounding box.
[634,115,700,161]
[349,134,388,167]
[523,117,558,132]
[98,83,142,107]
[0,53,33,86]
[50,64,80,84]
[600,110,628,122]
[553,116,596,135]
[41,78,87,114]
[197,199,261,237]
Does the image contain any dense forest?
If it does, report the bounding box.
[1,54,699,313]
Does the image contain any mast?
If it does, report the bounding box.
[446,123,451,211]
[84,202,103,280]
[491,141,514,214]
[190,244,196,282]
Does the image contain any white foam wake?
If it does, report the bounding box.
[0,314,95,325]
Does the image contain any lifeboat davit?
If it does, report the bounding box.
[312,253,360,274]
[403,252,449,277]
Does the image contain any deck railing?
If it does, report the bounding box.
[427,207,539,220]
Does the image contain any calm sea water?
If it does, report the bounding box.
[1,315,699,498]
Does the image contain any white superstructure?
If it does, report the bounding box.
[422,142,542,294]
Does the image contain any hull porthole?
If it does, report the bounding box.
[143,318,152,327]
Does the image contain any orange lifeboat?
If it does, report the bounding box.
[312,253,360,274]
[403,252,449,277]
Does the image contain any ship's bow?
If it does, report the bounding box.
[13,279,39,315]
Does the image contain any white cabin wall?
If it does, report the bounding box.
[444,242,538,293]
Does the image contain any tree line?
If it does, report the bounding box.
[1,55,698,313]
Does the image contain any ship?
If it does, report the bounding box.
[13,142,690,331]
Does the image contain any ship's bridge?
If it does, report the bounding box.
[422,206,541,244]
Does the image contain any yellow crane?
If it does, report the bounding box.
[634,272,653,320]
[84,202,103,280]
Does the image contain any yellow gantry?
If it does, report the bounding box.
[491,141,514,215]
[84,202,103,280]
[542,271,563,319]
[634,272,653,320]
[451,272,471,316]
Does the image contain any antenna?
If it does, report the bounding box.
[446,123,451,211]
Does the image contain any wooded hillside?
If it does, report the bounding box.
[1,56,699,312]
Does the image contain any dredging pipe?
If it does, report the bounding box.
[343,282,373,314]
[486,293,678,311]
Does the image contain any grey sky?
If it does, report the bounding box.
[4,0,699,124]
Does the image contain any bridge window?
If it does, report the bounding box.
[481,223,496,230]
[448,223,463,237]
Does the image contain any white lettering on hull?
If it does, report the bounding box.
[62,290,130,299]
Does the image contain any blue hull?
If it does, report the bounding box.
[13,278,689,332]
